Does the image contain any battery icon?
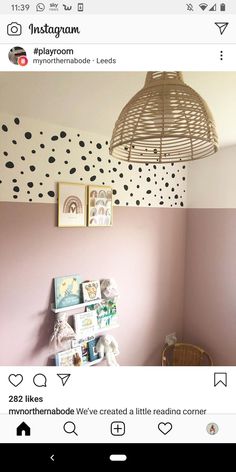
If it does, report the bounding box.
[220,3,226,11]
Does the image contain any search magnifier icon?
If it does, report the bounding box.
[63,421,78,436]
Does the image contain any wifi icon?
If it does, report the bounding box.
[199,3,208,10]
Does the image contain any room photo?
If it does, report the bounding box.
[0,71,235,367]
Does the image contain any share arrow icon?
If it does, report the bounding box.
[215,22,229,35]
[57,374,71,386]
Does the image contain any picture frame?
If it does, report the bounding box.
[55,346,83,366]
[58,182,86,227]
[88,185,113,227]
[82,280,101,302]
[54,274,82,309]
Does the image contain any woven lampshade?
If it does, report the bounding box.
[110,72,218,163]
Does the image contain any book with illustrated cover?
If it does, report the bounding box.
[88,338,100,362]
[55,346,83,366]
[54,274,82,309]
[87,300,119,330]
[74,310,98,339]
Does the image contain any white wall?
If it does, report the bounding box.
[187,145,236,208]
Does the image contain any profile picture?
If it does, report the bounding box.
[206,423,219,435]
[8,46,28,66]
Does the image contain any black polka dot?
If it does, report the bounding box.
[182,177,186,181]
[146,177,151,182]
[175,195,179,199]
[45,173,50,177]
[2,125,8,132]
[119,173,123,178]
[99,169,104,173]
[96,143,102,149]
[180,202,184,207]
[25,132,32,139]
[138,167,142,172]
[90,176,96,182]
[66,149,70,154]
[165,183,169,187]
[13,186,20,192]
[20,171,24,175]
[13,195,18,199]
[30,165,36,172]
[31,150,36,154]
[172,174,175,178]
[40,144,45,149]
[27,182,33,188]
[40,182,43,186]
[29,198,32,202]
[113,190,117,195]
[38,193,43,198]
[3,152,8,156]
[160,201,164,206]
[82,156,87,161]
[70,168,76,174]
[12,179,17,183]
[12,140,17,145]
[136,200,140,206]
[64,161,68,164]
[40,131,43,135]
[48,156,55,163]
[6,161,14,168]
[89,151,92,155]
[48,191,55,197]
[97,157,101,162]
[84,165,90,171]
[111,180,115,184]
[14,117,20,125]
[51,135,58,141]
[146,190,151,194]
[79,141,85,147]
[128,164,133,170]
[60,131,66,138]
[124,185,128,191]
[114,199,120,205]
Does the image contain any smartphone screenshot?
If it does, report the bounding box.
[0,0,235,465]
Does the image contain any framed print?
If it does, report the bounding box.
[58,182,86,227]
[88,185,112,227]
[82,280,101,302]
[54,274,82,309]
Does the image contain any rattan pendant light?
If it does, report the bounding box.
[110,72,218,163]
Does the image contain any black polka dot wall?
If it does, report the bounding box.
[0,117,187,206]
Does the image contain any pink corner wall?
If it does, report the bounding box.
[183,209,236,365]
[0,203,187,366]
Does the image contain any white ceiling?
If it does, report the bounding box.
[0,71,235,146]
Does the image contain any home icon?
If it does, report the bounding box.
[16,422,31,436]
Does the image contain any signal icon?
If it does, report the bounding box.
[199,3,208,10]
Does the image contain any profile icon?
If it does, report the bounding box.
[206,423,219,435]
[8,46,28,66]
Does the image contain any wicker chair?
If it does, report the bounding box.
[162,343,213,366]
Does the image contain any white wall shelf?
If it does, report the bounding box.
[51,299,103,314]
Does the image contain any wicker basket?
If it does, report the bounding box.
[162,343,213,366]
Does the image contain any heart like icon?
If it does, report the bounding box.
[8,374,23,387]
[158,422,173,435]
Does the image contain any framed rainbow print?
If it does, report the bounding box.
[88,185,113,227]
[58,182,86,227]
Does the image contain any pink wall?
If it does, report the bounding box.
[183,209,236,365]
[0,203,187,366]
